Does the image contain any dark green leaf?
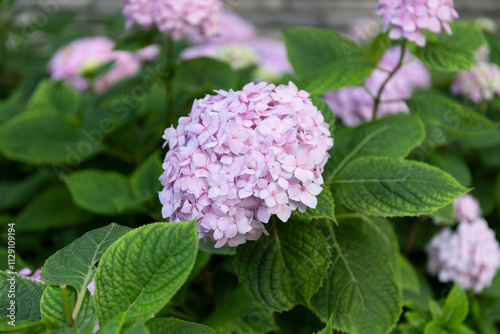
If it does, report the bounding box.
[130,151,163,202]
[333,157,468,217]
[147,318,216,334]
[364,33,390,65]
[235,219,332,312]
[26,79,81,117]
[95,221,198,324]
[0,270,45,321]
[0,317,60,333]
[292,185,336,223]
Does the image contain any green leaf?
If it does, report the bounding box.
[400,254,420,295]
[0,270,45,321]
[311,216,402,334]
[426,152,472,187]
[63,170,140,215]
[0,317,60,333]
[147,318,216,334]
[16,185,91,232]
[235,219,332,312]
[175,58,237,92]
[442,285,469,327]
[0,172,46,210]
[283,27,374,94]
[0,112,102,164]
[41,223,131,297]
[479,145,500,167]
[429,300,444,320]
[456,128,500,149]
[408,92,498,137]
[430,203,456,225]
[425,320,448,334]
[292,186,336,223]
[95,221,198,324]
[313,314,334,334]
[0,90,22,124]
[412,22,485,72]
[125,321,151,334]
[95,313,125,334]
[324,113,425,182]
[204,284,278,334]
[130,151,163,202]
[40,286,96,333]
[481,272,500,298]
[26,79,80,117]
[333,157,468,217]
[364,33,391,65]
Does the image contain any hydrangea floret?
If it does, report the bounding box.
[123,0,222,40]
[451,61,500,103]
[376,0,459,46]
[159,82,334,248]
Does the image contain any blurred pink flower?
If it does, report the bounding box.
[11,268,42,282]
[189,10,258,45]
[454,194,482,223]
[49,37,158,93]
[451,61,500,103]
[427,218,500,293]
[348,17,382,44]
[124,0,222,41]
[159,82,333,247]
[376,0,459,47]
[324,47,430,126]
[48,36,115,91]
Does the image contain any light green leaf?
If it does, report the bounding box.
[442,285,469,327]
[407,92,498,137]
[313,314,334,334]
[426,152,472,187]
[311,216,402,334]
[333,157,469,217]
[364,33,391,65]
[400,254,420,295]
[0,112,102,164]
[125,321,150,334]
[0,317,60,333]
[235,219,332,312]
[147,318,216,334]
[130,151,163,202]
[324,113,425,182]
[0,271,45,321]
[412,22,485,72]
[40,286,96,333]
[292,185,336,223]
[26,79,80,117]
[424,320,448,334]
[16,185,91,232]
[95,221,198,324]
[204,284,278,334]
[283,27,374,94]
[430,203,456,225]
[95,313,125,334]
[63,170,140,215]
[41,223,131,298]
[429,300,444,320]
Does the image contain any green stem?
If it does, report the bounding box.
[372,39,407,121]
[60,284,74,327]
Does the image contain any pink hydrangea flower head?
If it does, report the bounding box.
[427,218,500,293]
[376,0,459,47]
[154,0,222,40]
[190,10,258,45]
[123,0,156,30]
[48,36,116,91]
[324,47,430,126]
[94,50,142,93]
[454,194,482,223]
[159,82,334,248]
[451,61,500,103]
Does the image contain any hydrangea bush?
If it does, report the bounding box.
[1,0,500,333]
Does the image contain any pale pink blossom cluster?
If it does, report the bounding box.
[376,0,459,46]
[427,218,500,293]
[451,61,500,103]
[347,17,383,44]
[159,82,333,248]
[123,0,222,40]
[48,37,160,93]
[181,11,292,81]
[324,47,430,126]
